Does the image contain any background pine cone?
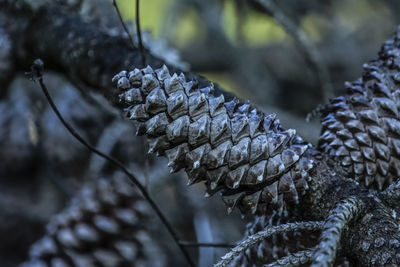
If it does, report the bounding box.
[114,66,315,216]
[21,173,164,267]
[319,27,400,190]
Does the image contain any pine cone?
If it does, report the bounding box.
[22,174,164,267]
[113,65,314,215]
[319,27,400,190]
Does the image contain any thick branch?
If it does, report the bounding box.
[6,1,232,105]
[215,221,323,267]
[304,161,400,266]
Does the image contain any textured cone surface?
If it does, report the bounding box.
[319,27,400,190]
[114,65,314,215]
[22,174,162,267]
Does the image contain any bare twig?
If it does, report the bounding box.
[136,0,146,66]
[253,0,333,103]
[214,221,324,267]
[311,196,364,267]
[263,247,316,267]
[28,59,195,267]
[88,120,130,177]
[112,0,136,49]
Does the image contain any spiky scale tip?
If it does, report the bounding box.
[319,29,400,190]
[114,65,314,215]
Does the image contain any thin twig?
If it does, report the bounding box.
[112,0,136,49]
[179,241,234,248]
[28,59,195,267]
[136,0,146,66]
[214,221,324,267]
[253,0,333,103]
[311,196,364,267]
[263,247,316,267]
[88,120,129,177]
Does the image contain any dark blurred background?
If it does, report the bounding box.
[1,0,400,266]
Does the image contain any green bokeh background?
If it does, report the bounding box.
[116,0,392,95]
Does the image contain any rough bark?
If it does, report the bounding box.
[3,0,400,265]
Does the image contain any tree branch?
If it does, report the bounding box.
[214,221,323,267]
[311,196,364,267]
[7,0,233,105]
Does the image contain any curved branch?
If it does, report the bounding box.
[311,196,364,267]
[214,221,323,267]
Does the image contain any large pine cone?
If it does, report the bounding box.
[21,173,164,267]
[319,27,400,190]
[113,66,314,215]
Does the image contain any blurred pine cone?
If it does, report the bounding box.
[21,173,164,267]
[319,26,400,190]
[113,65,314,216]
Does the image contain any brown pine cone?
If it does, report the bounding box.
[319,26,400,190]
[113,66,314,216]
[21,174,164,267]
